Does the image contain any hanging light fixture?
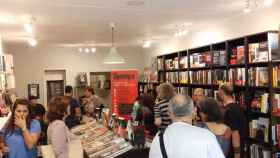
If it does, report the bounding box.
[103,22,125,64]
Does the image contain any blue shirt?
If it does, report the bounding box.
[5,119,41,158]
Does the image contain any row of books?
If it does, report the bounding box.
[249,117,269,143]
[157,58,164,70]
[158,41,280,71]
[190,52,212,68]
[228,68,246,86]
[250,92,269,114]
[158,72,165,83]
[193,88,213,97]
[139,83,157,95]
[249,144,271,158]
[212,69,227,85]
[229,45,245,65]
[165,57,179,70]
[272,124,280,147]
[272,65,280,88]
[189,70,212,85]
[166,72,179,83]
[248,67,269,87]
[175,87,190,96]
[71,122,133,158]
[179,72,188,84]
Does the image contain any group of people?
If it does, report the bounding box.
[142,83,246,158]
[0,85,102,158]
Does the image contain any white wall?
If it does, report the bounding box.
[7,44,145,104]
[143,4,280,66]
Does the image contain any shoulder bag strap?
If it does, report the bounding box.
[159,132,168,158]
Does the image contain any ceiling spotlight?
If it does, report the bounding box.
[143,41,151,48]
[85,48,90,53]
[264,0,273,7]
[28,38,37,47]
[24,23,33,34]
[91,48,96,53]
[243,7,251,13]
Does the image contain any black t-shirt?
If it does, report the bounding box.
[224,103,246,158]
[65,115,80,129]
[67,96,80,108]
[31,103,46,119]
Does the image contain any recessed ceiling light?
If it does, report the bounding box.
[28,38,37,47]
[143,41,151,48]
[264,0,274,7]
[85,48,90,53]
[91,48,96,53]
[24,23,33,34]
[243,8,251,13]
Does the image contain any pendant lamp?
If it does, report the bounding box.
[103,23,125,64]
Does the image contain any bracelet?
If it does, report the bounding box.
[22,127,27,132]
[234,147,241,153]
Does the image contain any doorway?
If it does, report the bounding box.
[47,80,64,103]
[44,70,66,105]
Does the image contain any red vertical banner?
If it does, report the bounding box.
[111,70,138,120]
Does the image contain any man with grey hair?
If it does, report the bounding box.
[149,94,225,158]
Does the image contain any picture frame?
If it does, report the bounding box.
[28,84,40,99]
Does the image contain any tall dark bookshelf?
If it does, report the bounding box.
[145,30,280,158]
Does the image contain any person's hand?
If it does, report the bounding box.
[15,115,27,131]
[2,146,9,153]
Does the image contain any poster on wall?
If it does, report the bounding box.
[111,70,138,120]
[28,84,40,99]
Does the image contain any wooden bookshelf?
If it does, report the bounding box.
[148,30,280,158]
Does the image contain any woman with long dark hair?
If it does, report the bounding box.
[196,97,231,157]
[4,99,41,158]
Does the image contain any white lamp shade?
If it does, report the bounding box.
[103,47,125,64]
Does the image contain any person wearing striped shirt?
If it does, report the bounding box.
[154,83,175,132]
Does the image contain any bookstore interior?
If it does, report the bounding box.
[1,0,280,158]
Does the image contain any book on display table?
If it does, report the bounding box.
[71,120,133,158]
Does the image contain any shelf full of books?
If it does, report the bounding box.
[71,121,133,158]
[154,30,280,157]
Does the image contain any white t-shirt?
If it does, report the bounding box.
[149,122,225,158]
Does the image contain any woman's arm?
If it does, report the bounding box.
[22,128,40,149]
[15,116,41,149]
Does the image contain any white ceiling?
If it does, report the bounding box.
[0,0,278,47]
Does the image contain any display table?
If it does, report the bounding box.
[71,121,134,158]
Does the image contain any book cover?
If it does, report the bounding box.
[213,51,220,65]
[256,42,269,62]
[230,48,237,65]
[219,50,227,66]
[237,46,245,64]
[249,43,259,63]
[257,67,269,86]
